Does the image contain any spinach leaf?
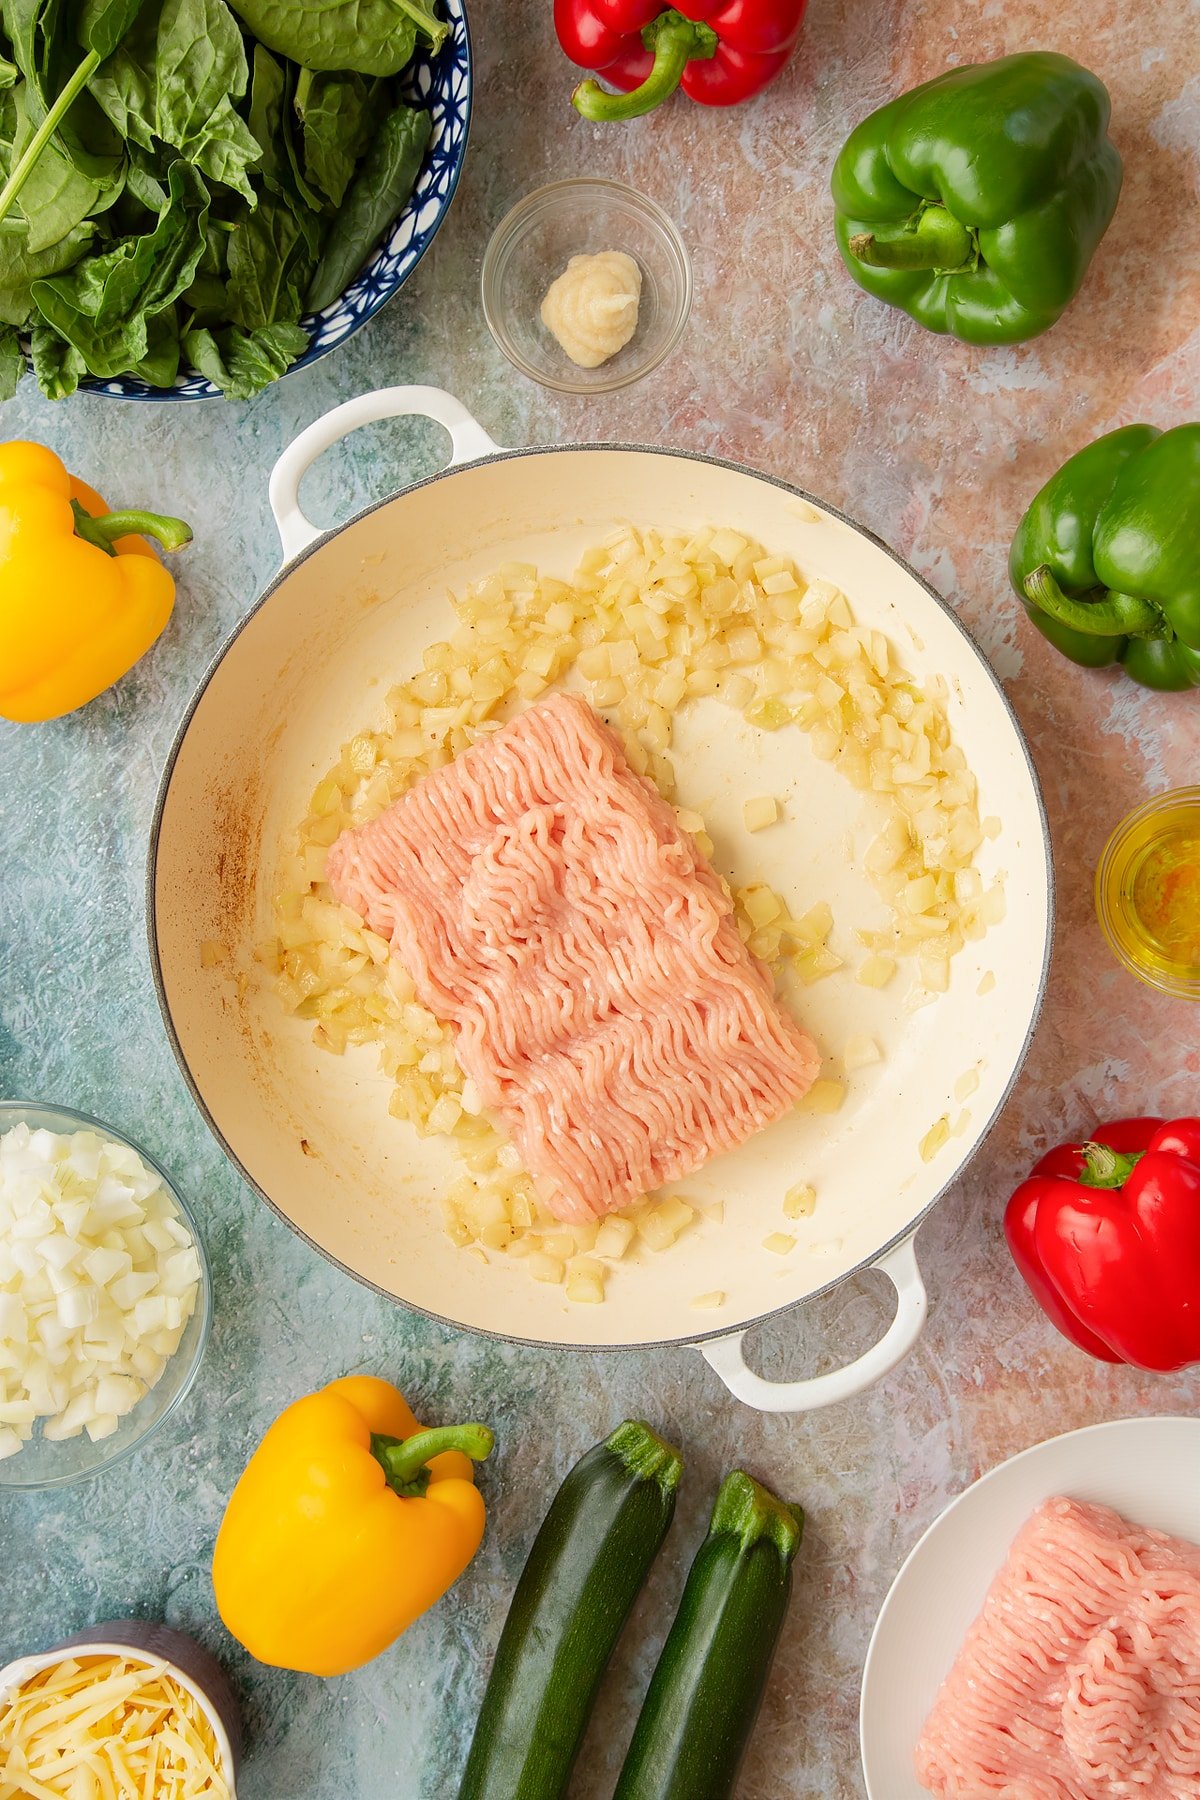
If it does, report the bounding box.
[77,0,148,60]
[30,319,84,395]
[4,0,125,183]
[35,287,142,372]
[0,57,17,88]
[389,0,444,54]
[227,0,446,77]
[122,140,166,209]
[0,80,15,154]
[246,41,284,189]
[0,215,92,321]
[182,314,305,397]
[150,0,252,151]
[3,0,53,98]
[10,79,101,249]
[180,265,223,320]
[85,0,155,146]
[294,66,380,210]
[31,156,208,374]
[180,213,229,320]
[306,99,428,310]
[198,215,231,275]
[128,299,178,381]
[157,0,243,114]
[187,96,261,199]
[245,48,320,213]
[226,187,315,328]
[0,320,22,394]
[90,0,262,200]
[279,65,323,213]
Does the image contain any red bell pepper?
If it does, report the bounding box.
[1005,1116,1200,1371]
[555,0,807,122]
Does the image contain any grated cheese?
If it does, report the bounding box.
[0,1655,231,1798]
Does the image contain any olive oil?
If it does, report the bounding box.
[1096,788,1200,998]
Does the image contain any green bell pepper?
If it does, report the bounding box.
[831,52,1122,345]
[1009,425,1200,692]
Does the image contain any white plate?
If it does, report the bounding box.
[860,1415,1200,1798]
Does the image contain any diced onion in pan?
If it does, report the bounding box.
[565,1260,606,1304]
[594,1217,636,1260]
[783,1183,816,1219]
[919,1116,952,1163]
[842,1033,882,1073]
[802,1080,847,1114]
[743,794,780,832]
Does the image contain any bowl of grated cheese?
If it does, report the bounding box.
[0,1621,240,1798]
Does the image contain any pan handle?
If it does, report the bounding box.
[268,386,503,563]
[698,1234,928,1413]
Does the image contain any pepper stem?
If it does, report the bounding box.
[1078,1141,1144,1189]
[849,205,974,273]
[572,10,717,122]
[72,500,193,557]
[1023,566,1167,641]
[0,49,101,227]
[371,1424,494,1497]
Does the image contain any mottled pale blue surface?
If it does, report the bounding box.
[4,1,1200,1795]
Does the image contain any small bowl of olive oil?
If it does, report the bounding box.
[1096,787,1200,998]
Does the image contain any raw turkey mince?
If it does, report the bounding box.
[328,692,820,1224]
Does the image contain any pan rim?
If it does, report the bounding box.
[146,440,1055,1355]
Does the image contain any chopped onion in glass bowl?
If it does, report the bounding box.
[0,1101,211,1489]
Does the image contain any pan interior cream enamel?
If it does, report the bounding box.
[152,431,1050,1357]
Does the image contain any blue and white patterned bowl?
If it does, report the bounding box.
[74,0,471,401]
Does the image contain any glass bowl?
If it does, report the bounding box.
[0,1101,212,1489]
[1095,786,1200,999]
[481,178,691,394]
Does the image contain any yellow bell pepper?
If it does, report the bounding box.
[212,1375,494,1677]
[0,440,192,723]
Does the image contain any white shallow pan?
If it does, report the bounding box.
[149,387,1052,1412]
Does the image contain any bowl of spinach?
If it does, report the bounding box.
[0,0,471,400]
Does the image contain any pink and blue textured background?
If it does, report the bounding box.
[2,0,1199,1791]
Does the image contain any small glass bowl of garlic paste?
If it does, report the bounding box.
[482,178,691,393]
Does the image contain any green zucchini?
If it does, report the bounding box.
[613,1470,804,1800]
[457,1419,683,1800]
